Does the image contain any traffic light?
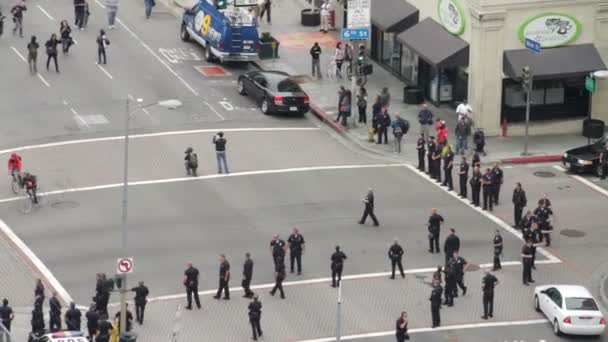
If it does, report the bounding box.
[522,66,532,90]
[357,44,366,65]
[216,0,227,9]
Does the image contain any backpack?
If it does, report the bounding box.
[189,153,198,168]
[401,119,410,134]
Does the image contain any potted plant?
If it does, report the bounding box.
[258,32,280,60]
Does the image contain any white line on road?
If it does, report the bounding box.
[570,174,608,198]
[96,63,114,79]
[296,319,549,342]
[128,94,157,122]
[37,73,51,87]
[94,0,106,8]
[0,219,73,305]
[11,46,51,87]
[0,127,321,155]
[69,107,90,129]
[204,101,225,120]
[37,5,55,20]
[552,165,566,171]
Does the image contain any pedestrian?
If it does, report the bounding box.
[83,0,90,29]
[427,137,436,176]
[59,20,73,54]
[357,86,367,124]
[242,252,254,298]
[416,134,426,171]
[30,303,45,338]
[432,142,442,183]
[427,208,444,254]
[456,99,472,121]
[144,0,155,19]
[470,166,482,206]
[448,251,468,297]
[379,87,391,109]
[26,35,39,74]
[493,230,503,271]
[183,261,201,310]
[45,34,60,72]
[96,314,113,342]
[335,86,345,124]
[310,42,322,79]
[458,156,469,198]
[114,303,133,332]
[330,245,347,288]
[443,228,460,266]
[534,201,553,247]
[65,302,81,331]
[213,132,229,174]
[49,291,62,332]
[85,304,99,340]
[491,163,504,205]
[388,239,405,279]
[430,278,442,328]
[184,147,198,176]
[454,116,471,155]
[269,258,285,299]
[319,0,332,32]
[442,145,454,190]
[213,254,231,300]
[104,0,118,29]
[442,261,455,307]
[522,240,535,285]
[391,116,404,153]
[395,311,410,341]
[359,188,379,226]
[34,279,45,306]
[339,89,352,127]
[472,150,481,168]
[371,96,382,137]
[11,0,26,38]
[130,281,149,324]
[333,42,345,78]
[270,234,287,266]
[259,0,271,24]
[512,182,527,227]
[432,265,442,284]
[248,295,263,340]
[0,299,14,333]
[481,271,498,319]
[600,146,608,180]
[417,103,433,140]
[377,107,390,145]
[481,168,494,211]
[74,0,85,29]
[538,193,552,209]
[473,128,486,156]
[96,273,112,319]
[436,120,448,149]
[96,29,109,64]
[287,228,305,275]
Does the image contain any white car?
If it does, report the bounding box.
[31,330,87,342]
[534,285,606,336]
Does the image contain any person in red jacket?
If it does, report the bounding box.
[7,152,22,184]
[437,122,448,148]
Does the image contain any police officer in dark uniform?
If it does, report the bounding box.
[481,271,498,319]
[522,240,535,285]
[430,278,443,328]
[512,182,527,227]
[493,230,503,271]
[395,311,410,341]
[0,298,14,333]
[449,251,468,297]
[85,304,99,340]
[442,145,455,190]
[432,144,442,183]
[34,279,45,309]
[388,240,405,279]
[242,252,254,298]
[214,254,231,300]
[270,234,287,266]
[442,262,455,307]
[433,266,443,285]
[538,193,552,209]
[130,281,149,324]
[600,146,608,180]
[49,291,62,332]
[331,245,347,288]
[531,223,541,269]
[427,137,436,176]
[491,163,504,205]
[520,210,537,231]
[248,295,263,341]
[30,303,45,339]
[114,304,134,332]
[427,208,444,254]
[183,261,201,310]
[470,166,482,206]
[443,228,460,266]
[96,314,113,342]
[458,156,469,198]
[269,259,286,299]
[287,227,305,275]
[417,134,426,172]
[65,302,81,331]
[359,188,379,226]
[534,202,553,247]
[481,168,495,211]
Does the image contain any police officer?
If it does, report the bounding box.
[130,280,149,324]
[85,304,99,340]
[65,302,81,331]
[388,240,405,279]
[442,145,455,190]
[95,273,111,318]
[458,156,469,198]
[432,143,442,183]
[427,137,436,176]
[242,252,254,298]
[331,245,347,288]
[512,182,527,227]
[491,163,504,205]
[0,298,14,333]
[49,291,62,332]
[520,210,537,231]
[395,311,410,341]
[449,251,468,296]
[442,262,456,307]
[481,168,495,211]
[114,303,134,333]
[287,227,305,275]
[433,265,443,285]
[470,166,482,206]
[481,271,498,319]
[538,193,552,209]
[430,278,443,328]
[522,240,535,286]
[493,230,503,271]
[34,279,45,309]
[96,314,113,342]
[359,188,379,226]
[214,254,231,300]
[427,208,444,254]
[248,295,263,341]
[531,223,541,269]
[600,146,608,180]
[443,228,460,266]
[269,259,286,299]
[270,234,287,266]
[534,202,553,247]
[416,134,426,172]
[30,303,45,339]
[183,261,201,310]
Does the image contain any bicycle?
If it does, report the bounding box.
[326,58,340,81]
[18,186,46,214]
[346,61,368,86]
[10,169,21,194]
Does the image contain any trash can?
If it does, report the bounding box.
[301,9,321,26]
[119,332,138,342]
[582,118,605,139]
[403,86,424,105]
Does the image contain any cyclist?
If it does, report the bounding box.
[7,152,23,185]
[22,172,38,204]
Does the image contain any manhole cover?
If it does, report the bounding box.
[534,171,556,178]
[51,201,80,209]
[560,229,586,237]
[465,263,480,272]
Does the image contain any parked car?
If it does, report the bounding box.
[534,285,605,336]
[237,71,310,115]
[30,330,87,342]
[562,137,606,176]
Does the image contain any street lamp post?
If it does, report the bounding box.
[118,97,182,335]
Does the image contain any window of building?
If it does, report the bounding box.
[381,32,401,73]
[400,46,418,84]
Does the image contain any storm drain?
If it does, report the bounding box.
[534,171,556,178]
[560,229,586,237]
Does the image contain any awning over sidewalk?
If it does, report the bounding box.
[503,44,607,80]
[371,0,419,33]
[396,18,469,68]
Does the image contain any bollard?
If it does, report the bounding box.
[501,118,508,137]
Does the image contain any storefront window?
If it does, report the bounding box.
[400,46,418,84]
[381,32,401,73]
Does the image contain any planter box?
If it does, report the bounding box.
[301,8,320,26]
[259,36,280,59]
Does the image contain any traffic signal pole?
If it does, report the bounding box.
[522,66,532,156]
[350,40,358,127]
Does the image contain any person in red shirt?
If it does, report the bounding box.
[437,122,448,148]
[7,152,22,184]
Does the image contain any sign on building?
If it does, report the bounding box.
[347,0,370,30]
[519,13,581,48]
[438,0,465,35]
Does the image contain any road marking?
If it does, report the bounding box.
[205,101,226,120]
[404,164,561,263]
[96,63,114,79]
[570,174,608,199]
[108,259,560,306]
[552,165,566,171]
[0,164,406,204]
[127,94,157,122]
[10,46,51,87]
[296,319,549,342]
[70,107,90,129]
[37,73,51,87]
[0,127,320,155]
[37,5,55,21]
[0,219,73,305]
[219,100,234,111]
[95,0,106,8]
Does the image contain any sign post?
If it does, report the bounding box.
[522,66,533,156]
[346,0,370,127]
[585,73,595,144]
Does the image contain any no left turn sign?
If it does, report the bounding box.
[117,257,134,274]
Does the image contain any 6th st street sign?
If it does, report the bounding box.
[586,75,596,93]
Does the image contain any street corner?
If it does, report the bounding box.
[273,31,340,50]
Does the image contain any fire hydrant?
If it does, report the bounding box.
[368,128,376,142]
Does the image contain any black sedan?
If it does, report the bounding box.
[237,71,310,115]
[562,137,606,176]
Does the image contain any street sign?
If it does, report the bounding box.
[347,0,370,29]
[586,75,596,93]
[524,38,542,54]
[341,28,369,40]
[117,257,134,274]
